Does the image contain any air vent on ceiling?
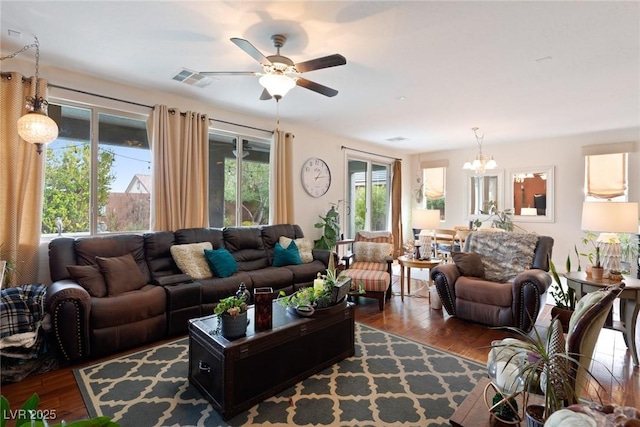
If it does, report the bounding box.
[386,136,407,142]
[171,68,213,88]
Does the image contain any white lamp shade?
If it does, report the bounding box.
[520,207,538,216]
[581,202,639,233]
[17,112,59,145]
[259,74,296,98]
[412,209,440,231]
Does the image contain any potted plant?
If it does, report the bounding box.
[213,293,249,339]
[278,268,350,313]
[489,319,604,426]
[548,251,578,332]
[580,231,603,279]
[314,201,343,251]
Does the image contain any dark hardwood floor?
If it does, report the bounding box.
[1,275,638,424]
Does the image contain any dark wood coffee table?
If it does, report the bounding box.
[188,300,355,420]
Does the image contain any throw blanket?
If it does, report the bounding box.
[0,284,48,359]
[466,232,539,282]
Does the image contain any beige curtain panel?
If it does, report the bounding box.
[270,130,295,224]
[586,153,626,199]
[0,72,47,286]
[391,159,403,258]
[147,105,209,231]
[424,167,445,199]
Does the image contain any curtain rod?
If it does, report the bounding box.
[341,145,401,161]
[48,83,273,133]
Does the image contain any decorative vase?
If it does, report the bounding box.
[220,310,248,340]
[525,405,545,427]
[254,287,274,331]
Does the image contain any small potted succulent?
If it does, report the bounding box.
[214,293,249,339]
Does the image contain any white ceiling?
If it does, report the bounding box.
[1,1,639,153]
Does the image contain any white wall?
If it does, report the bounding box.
[411,129,640,273]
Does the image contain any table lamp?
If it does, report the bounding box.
[520,207,538,216]
[412,209,440,259]
[581,202,639,276]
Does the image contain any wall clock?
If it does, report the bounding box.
[301,157,331,197]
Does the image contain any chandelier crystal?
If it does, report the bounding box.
[462,127,497,175]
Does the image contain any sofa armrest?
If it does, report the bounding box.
[431,264,460,315]
[151,273,192,286]
[512,269,552,332]
[46,280,91,362]
[312,248,334,268]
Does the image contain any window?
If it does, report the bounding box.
[346,158,391,237]
[208,132,271,227]
[422,167,446,219]
[42,103,150,238]
[585,153,628,201]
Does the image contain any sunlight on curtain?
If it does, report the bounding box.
[0,72,46,286]
[147,105,209,231]
[269,130,294,224]
[391,160,403,258]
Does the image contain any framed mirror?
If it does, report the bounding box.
[466,170,504,219]
[507,166,555,223]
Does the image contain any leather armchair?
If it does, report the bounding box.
[431,232,554,332]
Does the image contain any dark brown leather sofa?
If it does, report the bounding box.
[47,224,330,362]
[431,232,554,333]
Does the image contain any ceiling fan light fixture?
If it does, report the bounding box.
[259,73,296,99]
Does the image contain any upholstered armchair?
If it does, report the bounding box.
[431,231,554,332]
[342,231,394,310]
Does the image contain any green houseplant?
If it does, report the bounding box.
[580,231,603,279]
[213,293,249,339]
[548,250,579,332]
[314,202,341,251]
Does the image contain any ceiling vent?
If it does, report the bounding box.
[171,68,213,88]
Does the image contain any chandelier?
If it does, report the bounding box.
[1,36,59,154]
[462,127,497,175]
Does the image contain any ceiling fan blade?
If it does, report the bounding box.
[230,37,272,65]
[295,54,346,73]
[259,88,272,100]
[296,78,338,97]
[199,71,258,76]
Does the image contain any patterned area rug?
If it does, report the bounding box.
[74,324,485,427]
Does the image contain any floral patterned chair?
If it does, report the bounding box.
[342,231,394,310]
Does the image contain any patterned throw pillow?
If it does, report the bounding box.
[353,241,393,263]
[279,236,314,263]
[170,242,213,279]
[95,253,147,296]
[272,241,303,267]
[204,248,238,278]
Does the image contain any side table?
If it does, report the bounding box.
[564,272,640,366]
[397,255,442,301]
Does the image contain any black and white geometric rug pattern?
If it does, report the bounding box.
[74,324,486,427]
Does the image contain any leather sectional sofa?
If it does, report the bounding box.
[47,224,330,362]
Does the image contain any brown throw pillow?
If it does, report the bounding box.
[67,264,107,298]
[452,252,485,278]
[96,253,147,296]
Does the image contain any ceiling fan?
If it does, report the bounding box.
[199,34,346,101]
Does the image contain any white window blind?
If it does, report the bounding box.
[424,167,445,199]
[586,153,627,199]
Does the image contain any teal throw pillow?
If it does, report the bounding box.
[273,241,303,267]
[204,248,238,278]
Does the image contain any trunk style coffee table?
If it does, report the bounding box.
[188,300,355,420]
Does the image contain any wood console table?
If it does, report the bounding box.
[564,272,640,366]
